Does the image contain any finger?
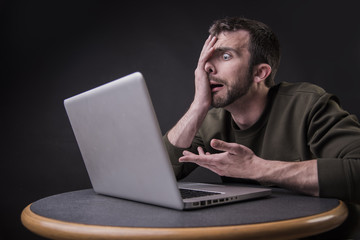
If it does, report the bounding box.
[209,35,217,46]
[179,153,212,164]
[203,35,216,50]
[179,151,198,163]
[205,34,212,45]
[199,36,217,64]
[179,154,200,163]
[200,35,212,55]
[179,153,227,176]
[210,139,240,155]
[182,150,194,156]
[206,36,217,54]
[197,146,206,155]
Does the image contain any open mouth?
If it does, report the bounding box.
[210,81,224,93]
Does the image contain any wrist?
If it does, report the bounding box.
[250,156,271,182]
[191,97,211,114]
[167,100,209,149]
[252,158,319,196]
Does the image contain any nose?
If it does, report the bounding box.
[205,61,216,74]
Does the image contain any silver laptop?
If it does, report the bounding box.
[64,72,271,210]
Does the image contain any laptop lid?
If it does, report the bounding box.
[64,72,271,210]
[64,72,184,209]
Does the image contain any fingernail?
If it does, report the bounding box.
[211,139,218,147]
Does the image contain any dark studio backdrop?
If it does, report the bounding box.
[2,1,360,239]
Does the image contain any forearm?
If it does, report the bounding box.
[167,102,209,148]
[254,157,319,196]
[180,140,320,196]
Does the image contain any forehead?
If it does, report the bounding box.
[214,30,250,52]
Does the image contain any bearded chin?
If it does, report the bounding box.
[211,93,231,108]
[211,77,253,108]
[211,91,241,108]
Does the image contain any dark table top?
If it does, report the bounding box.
[29,187,341,228]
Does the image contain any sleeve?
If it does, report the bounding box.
[162,132,203,180]
[307,93,360,203]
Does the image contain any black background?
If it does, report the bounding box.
[2,1,360,239]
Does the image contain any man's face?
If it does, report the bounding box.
[206,30,253,108]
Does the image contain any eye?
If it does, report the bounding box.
[222,53,232,60]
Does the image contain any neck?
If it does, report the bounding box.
[225,83,269,130]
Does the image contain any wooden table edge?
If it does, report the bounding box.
[21,201,348,240]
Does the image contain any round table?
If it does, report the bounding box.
[21,187,348,240]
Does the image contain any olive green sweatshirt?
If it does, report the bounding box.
[163,82,360,203]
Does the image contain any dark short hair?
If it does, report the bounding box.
[209,17,281,87]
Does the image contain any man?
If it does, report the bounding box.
[163,17,360,203]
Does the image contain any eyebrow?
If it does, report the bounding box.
[214,47,240,55]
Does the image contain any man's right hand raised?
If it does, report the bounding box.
[193,35,217,109]
[167,35,217,148]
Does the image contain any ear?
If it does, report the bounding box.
[253,64,272,83]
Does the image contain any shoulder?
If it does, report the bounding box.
[276,82,327,97]
[271,82,336,107]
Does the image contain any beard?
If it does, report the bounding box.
[210,71,253,108]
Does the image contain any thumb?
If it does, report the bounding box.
[210,139,237,154]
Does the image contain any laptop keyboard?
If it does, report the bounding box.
[180,188,221,199]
